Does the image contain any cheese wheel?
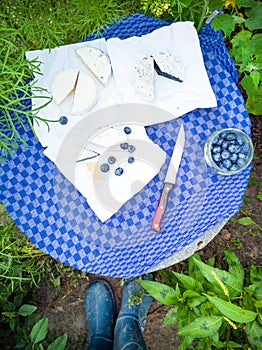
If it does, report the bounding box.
[75,46,112,86]
[52,68,79,104]
[72,72,98,114]
[133,56,154,101]
[153,52,184,82]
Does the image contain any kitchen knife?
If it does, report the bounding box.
[151,124,185,233]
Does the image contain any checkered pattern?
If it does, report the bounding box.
[0,14,251,277]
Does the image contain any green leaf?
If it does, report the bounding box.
[204,294,257,323]
[178,316,223,338]
[225,340,243,348]
[193,257,242,298]
[18,304,37,317]
[139,280,180,305]
[224,247,244,288]
[30,318,48,344]
[246,320,262,349]
[251,34,262,56]
[172,271,203,293]
[212,14,235,37]
[236,216,256,226]
[162,307,177,327]
[245,2,262,31]
[47,334,68,350]
[187,296,206,308]
[250,265,262,284]
[230,30,252,63]
[188,252,205,283]
[245,83,262,115]
[237,0,256,7]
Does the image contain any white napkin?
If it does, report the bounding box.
[106,21,217,117]
[26,38,119,150]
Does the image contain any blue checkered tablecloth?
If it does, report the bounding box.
[0,14,251,277]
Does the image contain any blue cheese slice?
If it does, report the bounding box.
[75,46,112,86]
[51,68,79,104]
[133,56,154,101]
[153,52,184,82]
[72,71,98,114]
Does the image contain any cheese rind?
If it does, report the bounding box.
[133,56,154,101]
[75,46,112,86]
[153,52,184,82]
[72,72,98,114]
[51,68,79,104]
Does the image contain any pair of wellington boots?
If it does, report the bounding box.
[84,276,153,350]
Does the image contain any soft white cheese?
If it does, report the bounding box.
[72,72,98,114]
[153,52,184,82]
[51,68,79,104]
[133,56,154,101]
[91,127,127,148]
[75,46,112,86]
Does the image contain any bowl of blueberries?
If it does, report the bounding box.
[204,128,254,175]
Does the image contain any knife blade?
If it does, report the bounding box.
[151,124,185,233]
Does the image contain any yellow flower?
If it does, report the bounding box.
[224,0,236,8]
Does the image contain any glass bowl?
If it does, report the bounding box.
[204,128,254,175]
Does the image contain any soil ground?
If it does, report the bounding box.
[34,115,262,350]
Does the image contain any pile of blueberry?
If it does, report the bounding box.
[208,129,252,173]
[100,126,135,176]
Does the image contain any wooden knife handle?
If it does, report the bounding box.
[151,183,174,233]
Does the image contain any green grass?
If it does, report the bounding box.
[0,0,141,160]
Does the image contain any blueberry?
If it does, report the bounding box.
[226,133,236,141]
[212,146,221,154]
[59,116,68,125]
[128,144,136,153]
[235,145,243,153]
[223,159,232,169]
[220,131,227,138]
[218,163,228,171]
[124,126,132,134]
[108,156,116,164]
[217,137,224,145]
[230,164,239,171]
[213,153,221,163]
[236,135,244,146]
[115,167,124,176]
[221,150,230,159]
[100,163,110,172]
[120,143,129,150]
[222,141,229,149]
[238,152,247,159]
[237,158,246,167]
[230,153,238,163]
[213,136,219,144]
[128,156,135,164]
[228,144,237,153]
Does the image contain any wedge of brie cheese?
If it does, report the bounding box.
[133,56,154,101]
[51,68,79,104]
[153,52,184,82]
[75,46,112,86]
[91,127,127,148]
[72,71,98,114]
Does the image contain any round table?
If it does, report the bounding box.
[0,14,251,278]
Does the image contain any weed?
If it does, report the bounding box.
[139,248,262,349]
[211,0,262,116]
[230,237,243,249]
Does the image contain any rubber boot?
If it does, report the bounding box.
[84,280,115,350]
[113,275,153,350]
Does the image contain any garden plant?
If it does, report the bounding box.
[140,248,262,349]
